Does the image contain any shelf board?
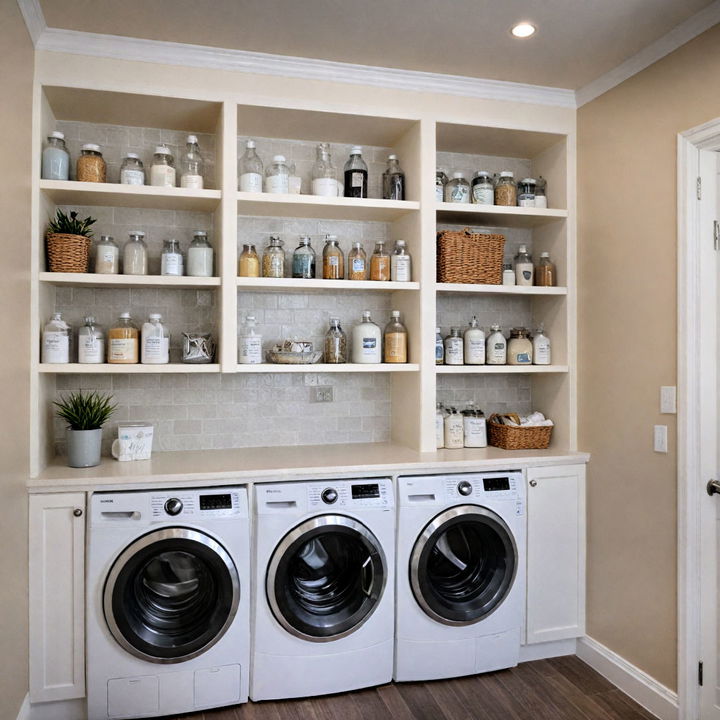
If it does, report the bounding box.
[235,363,419,373]
[39,364,220,374]
[436,365,568,375]
[436,283,567,296]
[40,272,221,289]
[40,180,221,211]
[436,202,567,228]
[237,277,419,292]
[237,192,419,221]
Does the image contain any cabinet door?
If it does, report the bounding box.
[525,464,586,644]
[29,492,86,702]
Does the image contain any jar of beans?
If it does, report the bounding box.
[77,144,106,183]
[494,171,517,206]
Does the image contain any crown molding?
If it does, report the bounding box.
[16,0,45,45]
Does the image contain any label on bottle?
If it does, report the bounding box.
[265,174,289,194]
[465,336,485,364]
[515,262,534,286]
[445,337,463,365]
[42,332,69,363]
[312,178,338,197]
[109,338,137,362]
[120,169,145,186]
[351,172,364,188]
[436,414,445,449]
[384,332,407,363]
[444,416,464,449]
[487,336,507,364]
[449,184,470,203]
[472,186,494,205]
[150,165,176,187]
[240,172,263,193]
[327,256,339,266]
[292,254,314,278]
[79,335,104,364]
[239,336,262,364]
[513,351,532,364]
[142,335,169,364]
[180,173,204,189]
[534,338,551,365]
[435,339,444,364]
[187,247,213,277]
[463,417,487,448]
[161,253,183,276]
[96,247,119,274]
[391,255,411,282]
[352,258,365,273]
[362,337,377,350]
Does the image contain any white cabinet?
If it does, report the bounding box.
[525,464,586,644]
[29,492,86,702]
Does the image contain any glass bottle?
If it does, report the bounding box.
[265,154,289,194]
[486,324,507,365]
[288,161,302,194]
[463,402,487,448]
[94,235,120,274]
[390,240,411,282]
[384,310,408,363]
[41,131,69,180]
[239,139,264,193]
[292,236,316,279]
[149,145,176,187]
[508,327,533,365]
[108,312,139,364]
[444,407,464,449]
[324,317,347,363]
[311,143,338,197]
[343,146,368,198]
[262,235,285,278]
[369,241,390,281]
[238,315,262,364]
[120,153,145,185]
[518,178,536,207]
[322,235,344,280]
[141,313,170,364]
[436,402,446,449]
[444,327,464,365]
[463,317,485,365]
[445,172,470,203]
[123,231,148,276]
[77,144,106,183]
[436,169,448,202]
[238,243,260,277]
[435,327,444,365]
[42,312,70,364]
[161,238,184,276]
[347,241,367,280]
[78,316,104,364]
[382,154,405,200]
[472,171,494,205]
[534,176,548,208]
[535,251,556,287]
[495,171,517,206]
[180,134,204,189]
[186,231,214,277]
[514,245,534,286]
[351,310,382,364]
[533,325,552,365]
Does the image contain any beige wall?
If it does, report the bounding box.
[578,23,720,691]
[0,0,33,718]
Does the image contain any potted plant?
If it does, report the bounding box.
[54,390,117,468]
[46,208,97,273]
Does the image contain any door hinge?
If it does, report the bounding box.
[698,176,702,200]
[699,661,704,686]
[714,220,719,251]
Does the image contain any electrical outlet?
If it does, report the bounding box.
[660,386,677,414]
[311,386,334,403]
[654,425,668,453]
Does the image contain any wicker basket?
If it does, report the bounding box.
[487,413,553,450]
[46,233,91,273]
[437,228,505,284]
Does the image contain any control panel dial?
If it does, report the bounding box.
[164,498,183,516]
[321,488,338,505]
[457,480,473,497]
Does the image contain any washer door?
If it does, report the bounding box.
[266,515,387,642]
[103,527,240,663]
[410,505,517,626]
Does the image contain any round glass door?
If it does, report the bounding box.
[410,505,517,626]
[103,528,240,663]
[266,515,386,641]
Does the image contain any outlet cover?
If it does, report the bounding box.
[660,386,677,414]
[654,425,668,453]
[311,386,334,403]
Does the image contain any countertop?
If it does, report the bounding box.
[29,443,590,493]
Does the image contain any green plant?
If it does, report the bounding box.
[47,208,97,238]
[54,390,117,431]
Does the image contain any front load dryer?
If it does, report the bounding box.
[251,478,395,700]
[395,472,525,682]
[86,487,250,720]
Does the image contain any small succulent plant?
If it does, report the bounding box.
[54,390,117,431]
[47,208,97,238]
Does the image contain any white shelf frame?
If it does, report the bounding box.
[237,277,420,292]
[39,272,221,289]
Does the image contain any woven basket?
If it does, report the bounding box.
[437,228,505,284]
[487,413,553,450]
[46,233,91,273]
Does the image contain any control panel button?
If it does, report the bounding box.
[457,481,473,497]
[164,498,183,516]
[321,488,338,505]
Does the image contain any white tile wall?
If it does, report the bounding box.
[436,374,533,418]
[436,150,534,193]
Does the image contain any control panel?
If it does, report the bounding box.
[445,473,521,501]
[308,478,392,509]
[150,490,242,519]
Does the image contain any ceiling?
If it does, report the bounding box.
[39,0,714,90]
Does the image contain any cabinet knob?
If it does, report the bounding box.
[529,479,538,488]
[73,508,83,517]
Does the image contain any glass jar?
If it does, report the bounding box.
[95,235,120,274]
[463,403,487,448]
[42,312,70,364]
[444,327,464,365]
[161,238,184,276]
[123,231,148,275]
[238,315,262,364]
[444,407,464,449]
[324,317,347,363]
[391,240,412,282]
[494,171,517,206]
[472,171,494,205]
[180,134,204,189]
[141,313,170,364]
[384,310,408,363]
[288,161,302,194]
[239,139,264,192]
[508,327,533,365]
[108,312,139,364]
[486,324,507,365]
[518,178,536,207]
[292,236,316,279]
[347,241,367,280]
[369,241,390,281]
[238,243,260,277]
[149,145,176,187]
[186,231,214,277]
[77,144,106,183]
[262,235,285,278]
[265,154,289,194]
[41,131,69,180]
[534,176,548,208]
[120,153,145,185]
[535,251,556,287]
[435,327,444,364]
[533,326,552,365]
[382,154,405,200]
[343,146,368,198]
[311,143,338,197]
[78,316,104,364]
[435,169,448,202]
[444,172,470,203]
[322,235,344,279]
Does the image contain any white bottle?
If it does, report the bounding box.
[239,139,264,193]
[533,326,552,365]
[486,324,507,365]
[78,316,104,364]
[186,231,214,277]
[149,145,176,187]
[464,317,485,365]
[238,315,263,364]
[141,313,169,364]
[42,312,70,363]
[265,155,290,194]
[390,240,412,282]
[161,239,184,277]
[444,408,464,449]
[351,310,382,364]
[514,245,534,286]
[444,328,464,365]
[435,403,445,449]
[463,403,488,448]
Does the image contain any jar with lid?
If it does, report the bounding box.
[535,251,556,286]
[436,402,446,449]
[344,146,368,198]
[186,231,214,277]
[463,317,485,365]
[351,310,382,363]
[149,145,176,187]
[41,131,69,180]
[471,171,494,205]
[508,327,533,365]
[238,243,260,277]
[462,402,487,448]
[382,155,405,200]
[238,315,262,364]
[123,231,148,275]
[517,178,536,207]
[265,155,290,194]
[322,235,344,279]
[369,241,390,281]
[312,143,339,197]
[347,242,367,280]
[494,171,517,206]
[262,235,285,278]
[435,327,444,364]
[78,316,104,364]
[120,153,145,185]
[436,170,448,202]
[239,139,264,193]
[384,310,408,363]
[534,176,548,208]
[502,262,515,286]
[292,236,315,278]
[42,312,70,364]
[288,162,302,194]
[180,135,203,189]
[141,314,170,364]
[391,240,412,282]
[444,172,470,203]
[444,407,464,449]
[514,245,533,286]
[108,313,138,364]
[95,235,120,274]
[532,326,551,365]
[161,238,184,276]
[324,317,347,363]
[444,328,464,365]
[486,324,507,365]
[77,144,106,183]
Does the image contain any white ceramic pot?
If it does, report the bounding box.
[66,428,103,468]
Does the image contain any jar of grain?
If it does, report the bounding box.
[369,241,390,281]
[77,144,106,183]
[347,241,367,280]
[494,171,517,206]
[324,317,347,363]
[262,235,285,278]
[238,243,260,277]
[535,251,556,286]
[322,235,344,280]
[507,327,533,365]
[108,312,139,364]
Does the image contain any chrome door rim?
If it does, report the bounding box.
[103,527,240,663]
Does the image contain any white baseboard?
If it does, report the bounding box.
[18,696,86,720]
[520,638,577,662]
[15,694,30,720]
[576,636,678,720]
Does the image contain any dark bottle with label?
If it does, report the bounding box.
[343,145,368,198]
[382,154,405,200]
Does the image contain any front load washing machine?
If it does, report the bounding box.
[251,478,395,700]
[395,471,525,682]
[86,487,250,720]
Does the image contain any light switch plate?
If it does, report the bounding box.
[654,425,668,453]
[660,386,677,414]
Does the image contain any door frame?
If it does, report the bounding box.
[678,118,720,720]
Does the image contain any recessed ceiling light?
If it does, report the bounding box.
[511,22,536,38]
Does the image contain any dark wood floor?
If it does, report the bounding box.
[170,656,658,720]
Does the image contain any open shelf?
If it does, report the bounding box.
[237,277,419,292]
[436,202,567,228]
[235,363,420,373]
[436,283,566,296]
[39,364,221,374]
[40,272,221,289]
[436,365,569,375]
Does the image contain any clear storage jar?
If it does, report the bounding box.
[120,153,145,185]
[494,171,517,206]
[77,144,106,183]
[262,235,286,278]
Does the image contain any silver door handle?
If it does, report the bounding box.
[707,479,720,496]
